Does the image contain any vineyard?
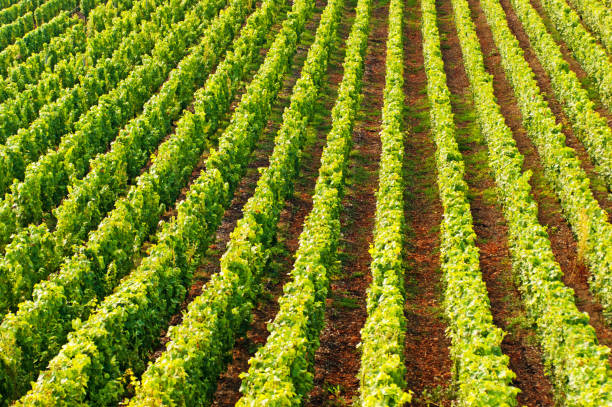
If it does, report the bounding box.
[0,0,609,403]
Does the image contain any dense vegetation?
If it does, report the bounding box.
[0,0,610,404]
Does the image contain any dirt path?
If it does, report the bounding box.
[401,0,453,405]
[466,0,612,368]
[434,0,556,404]
[304,1,387,405]
[497,0,612,217]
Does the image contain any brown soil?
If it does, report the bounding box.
[498,0,612,216]
[304,1,386,405]
[528,0,612,121]
[435,0,557,404]
[466,0,612,369]
[401,0,453,405]
[74,10,86,23]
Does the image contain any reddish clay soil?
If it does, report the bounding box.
[305,1,387,405]
[435,0,557,404]
[467,0,612,367]
[498,0,612,217]
[402,0,453,405]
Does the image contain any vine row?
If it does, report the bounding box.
[0,0,195,177]
[0,0,77,51]
[480,0,612,326]
[539,0,612,110]
[0,0,249,317]
[0,0,222,254]
[565,0,612,54]
[357,0,411,403]
[236,0,371,402]
[13,0,311,403]
[0,18,85,103]
[128,0,341,403]
[508,0,612,190]
[0,10,73,75]
[421,0,519,403]
[452,0,612,402]
[0,0,248,401]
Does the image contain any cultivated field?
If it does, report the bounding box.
[0,0,610,404]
